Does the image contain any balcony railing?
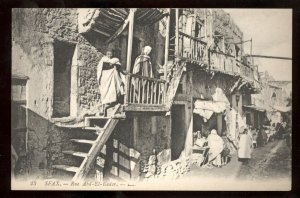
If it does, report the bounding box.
[125,73,168,108]
[178,31,207,63]
[209,50,256,80]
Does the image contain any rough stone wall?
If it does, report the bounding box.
[212,9,243,43]
[12,8,104,178]
[212,9,244,56]
[77,38,102,114]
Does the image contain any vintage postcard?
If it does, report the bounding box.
[11,8,292,191]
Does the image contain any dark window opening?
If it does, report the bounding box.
[53,40,76,118]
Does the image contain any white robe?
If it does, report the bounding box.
[207,133,224,165]
[238,134,252,159]
[97,57,124,105]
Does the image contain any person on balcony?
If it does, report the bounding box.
[132,46,154,78]
[97,52,125,116]
[132,46,154,103]
[207,129,224,168]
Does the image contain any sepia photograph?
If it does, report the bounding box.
[11,8,292,191]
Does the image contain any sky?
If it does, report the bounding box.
[223,9,292,81]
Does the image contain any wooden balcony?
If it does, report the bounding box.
[209,50,256,80]
[178,31,207,64]
[123,73,169,112]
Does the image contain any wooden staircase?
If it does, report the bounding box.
[52,104,123,181]
[165,62,185,110]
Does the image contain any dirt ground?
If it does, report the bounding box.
[186,139,291,182]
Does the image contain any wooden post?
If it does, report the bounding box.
[133,116,138,148]
[164,9,171,81]
[175,8,179,58]
[124,9,136,105]
[204,9,207,42]
[250,38,253,65]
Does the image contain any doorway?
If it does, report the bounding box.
[53,40,76,118]
[171,104,186,160]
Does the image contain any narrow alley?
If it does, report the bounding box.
[185,139,291,183]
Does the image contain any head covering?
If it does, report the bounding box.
[211,129,217,135]
[143,46,152,56]
[110,58,121,65]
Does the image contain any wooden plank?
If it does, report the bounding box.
[53,165,80,173]
[70,139,95,145]
[128,73,167,83]
[150,81,154,104]
[146,80,150,104]
[124,9,136,106]
[138,78,141,104]
[62,151,88,158]
[126,9,135,72]
[123,104,168,112]
[158,83,162,104]
[142,79,145,104]
[175,9,179,57]
[154,81,158,104]
[164,9,170,80]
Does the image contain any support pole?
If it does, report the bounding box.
[124,9,136,105]
[164,9,170,81]
[126,9,135,72]
[250,38,253,65]
[175,8,179,58]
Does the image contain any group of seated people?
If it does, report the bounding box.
[193,129,231,168]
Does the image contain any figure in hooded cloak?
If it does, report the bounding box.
[132,46,154,77]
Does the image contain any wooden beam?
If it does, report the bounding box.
[175,8,179,58]
[123,104,168,112]
[126,9,136,72]
[244,54,292,60]
[106,13,131,44]
[164,8,170,81]
[124,9,136,106]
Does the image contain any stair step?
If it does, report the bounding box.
[70,139,95,145]
[62,150,88,158]
[84,126,104,131]
[86,116,110,120]
[52,165,80,173]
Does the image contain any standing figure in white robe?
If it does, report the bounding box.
[97,52,125,116]
[237,128,253,164]
[207,129,224,167]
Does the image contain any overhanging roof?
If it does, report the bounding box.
[243,105,266,112]
[78,8,168,37]
[271,105,292,113]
